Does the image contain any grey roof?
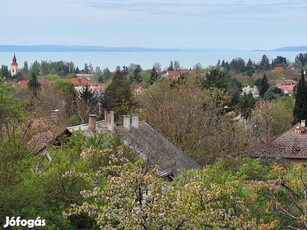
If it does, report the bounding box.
[67,120,200,178]
[115,121,200,178]
[248,123,307,160]
[67,120,107,136]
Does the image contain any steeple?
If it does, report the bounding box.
[11,54,17,65]
[10,54,18,77]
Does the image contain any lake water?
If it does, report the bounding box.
[0,50,303,71]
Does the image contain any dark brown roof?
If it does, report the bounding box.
[248,124,307,159]
[115,121,200,178]
[29,118,67,154]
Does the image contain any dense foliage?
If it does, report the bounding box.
[0,54,306,229]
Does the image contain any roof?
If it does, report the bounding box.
[67,119,200,178]
[271,79,296,86]
[67,120,107,136]
[69,78,98,86]
[29,117,67,154]
[115,121,200,177]
[279,85,295,94]
[17,80,52,90]
[248,124,307,159]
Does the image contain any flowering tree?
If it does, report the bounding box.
[65,160,270,229]
[242,85,260,99]
[255,165,307,229]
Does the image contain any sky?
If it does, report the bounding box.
[1,0,307,50]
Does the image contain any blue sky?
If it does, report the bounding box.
[1,0,307,50]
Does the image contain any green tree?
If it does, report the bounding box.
[202,69,232,91]
[255,165,307,229]
[94,66,103,83]
[0,65,10,78]
[167,61,174,71]
[293,70,307,123]
[76,85,98,123]
[259,55,271,70]
[28,72,41,97]
[66,159,282,229]
[201,68,242,107]
[149,67,159,85]
[52,79,77,118]
[230,57,245,72]
[129,64,142,83]
[139,78,248,165]
[174,60,181,70]
[272,56,287,67]
[30,60,41,76]
[255,74,270,98]
[245,58,255,76]
[23,61,29,73]
[239,92,256,119]
[103,69,136,121]
[102,68,112,81]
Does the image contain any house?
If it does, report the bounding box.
[248,120,307,165]
[162,70,196,79]
[270,79,297,95]
[16,80,52,90]
[69,77,103,96]
[28,110,69,155]
[67,112,200,179]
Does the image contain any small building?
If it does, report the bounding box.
[270,79,296,95]
[248,120,307,165]
[10,54,18,77]
[28,110,69,155]
[69,77,103,96]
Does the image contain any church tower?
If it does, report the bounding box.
[10,54,18,77]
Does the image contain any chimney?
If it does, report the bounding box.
[105,110,114,132]
[131,114,139,129]
[123,115,131,131]
[89,114,97,132]
[50,109,59,123]
[300,120,306,133]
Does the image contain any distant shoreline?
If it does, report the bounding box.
[1,45,306,53]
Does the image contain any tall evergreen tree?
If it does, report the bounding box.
[259,55,270,70]
[102,69,136,121]
[256,74,270,98]
[239,92,256,119]
[80,85,97,106]
[27,72,41,97]
[293,70,307,123]
[245,58,255,76]
[167,61,174,71]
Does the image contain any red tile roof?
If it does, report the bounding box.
[17,80,52,90]
[69,78,98,86]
